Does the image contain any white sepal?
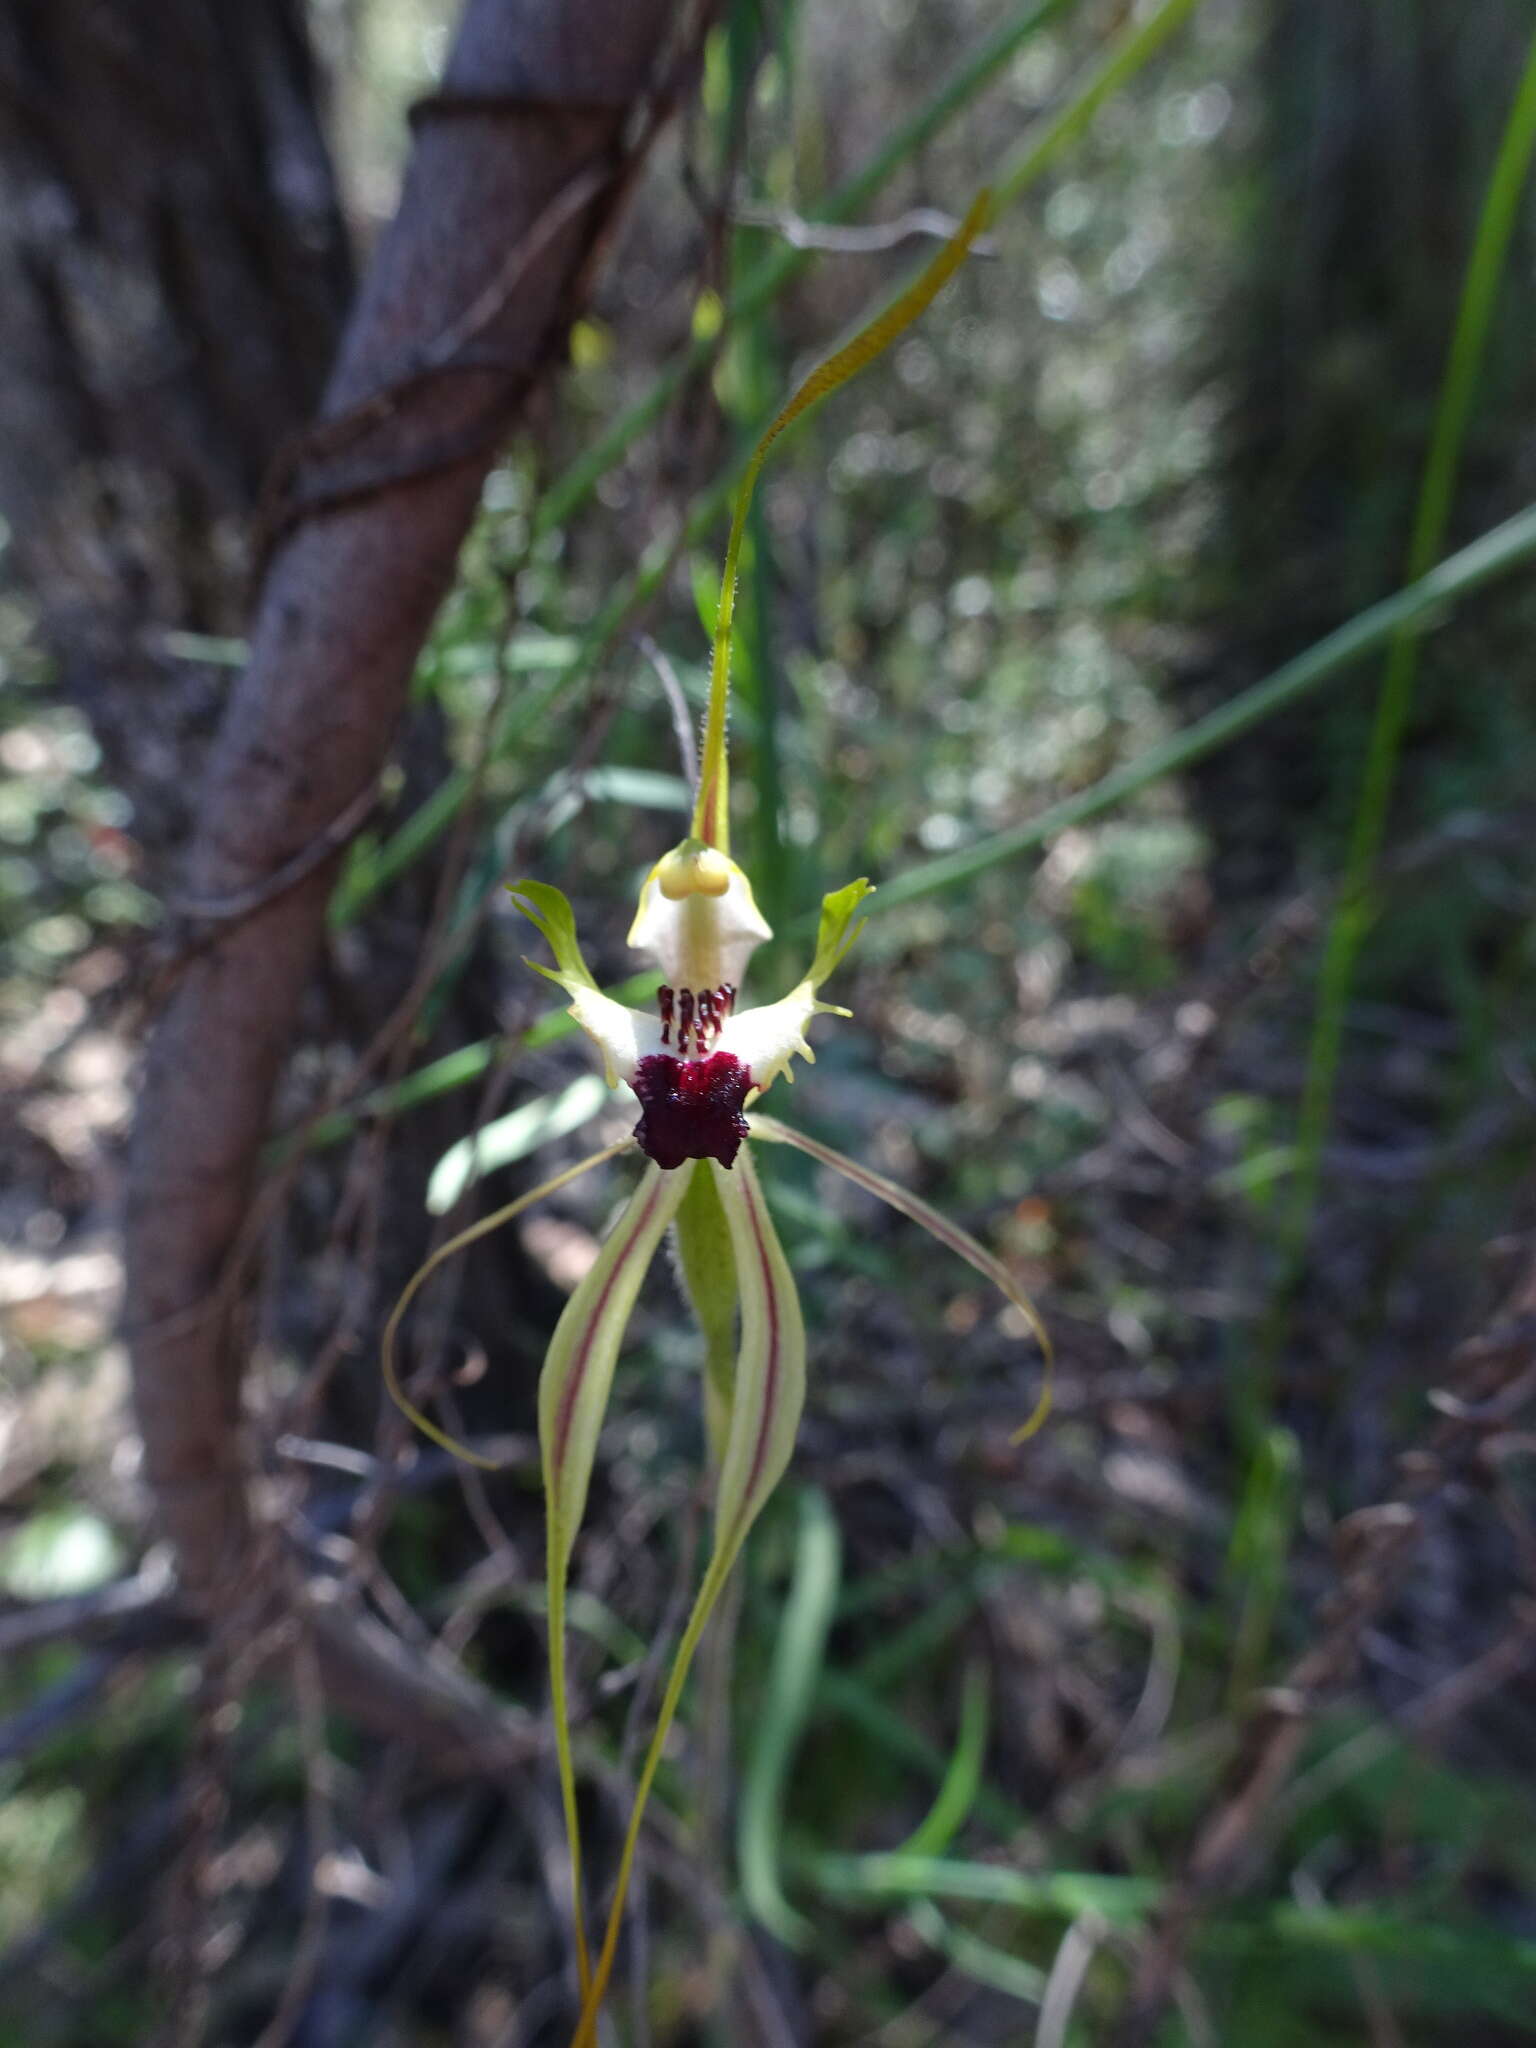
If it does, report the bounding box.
[565,986,665,1088]
[719,985,837,1091]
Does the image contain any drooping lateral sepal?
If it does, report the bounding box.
[537,1160,688,1999]
[569,1147,807,2047]
[707,1145,807,1555]
[540,1162,690,1582]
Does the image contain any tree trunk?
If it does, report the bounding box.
[124,0,687,1620]
[0,0,353,867]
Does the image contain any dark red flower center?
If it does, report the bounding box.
[632,1049,752,1171]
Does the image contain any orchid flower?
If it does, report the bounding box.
[383,192,1049,2045]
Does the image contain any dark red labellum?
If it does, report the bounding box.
[632,1050,751,1170]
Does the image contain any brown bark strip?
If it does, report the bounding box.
[125,0,688,1614]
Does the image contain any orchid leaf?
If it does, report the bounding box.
[738,1486,841,1950]
[749,1112,1053,1442]
[896,1658,991,1858]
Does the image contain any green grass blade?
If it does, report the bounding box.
[267,971,659,1164]
[874,498,1536,911]
[815,1670,1031,1838]
[905,1899,1048,2004]
[738,1486,842,1949]
[1275,25,1536,1301]
[808,1851,1159,1924]
[993,0,1204,209]
[425,1072,610,1213]
[895,1659,990,1859]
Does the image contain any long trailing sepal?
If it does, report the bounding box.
[539,1161,690,1995]
[570,1145,805,2047]
[749,1111,1053,1442]
[381,1137,636,1470]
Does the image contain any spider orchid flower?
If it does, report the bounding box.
[382,193,1049,2046]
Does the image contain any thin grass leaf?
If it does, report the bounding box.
[1275,23,1536,1318]
[896,1659,991,1859]
[749,1111,1052,1441]
[815,1669,1031,1838]
[381,1137,634,1470]
[570,1146,806,2044]
[993,0,1204,209]
[808,1851,1160,1925]
[1225,1424,1300,1706]
[426,1073,610,1213]
[905,1898,1048,2004]
[329,636,582,928]
[738,1486,842,1950]
[851,1581,984,1693]
[875,496,1536,912]
[538,1161,690,1993]
[272,970,660,1164]
[533,0,1079,541]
